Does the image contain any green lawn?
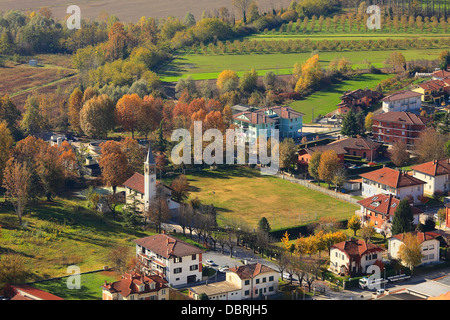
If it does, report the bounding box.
[31,271,120,300]
[165,166,358,230]
[159,48,444,82]
[289,73,393,123]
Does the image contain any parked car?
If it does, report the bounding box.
[219,265,229,272]
[206,260,217,266]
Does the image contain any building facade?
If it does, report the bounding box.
[388,231,440,266]
[381,90,422,113]
[411,159,450,196]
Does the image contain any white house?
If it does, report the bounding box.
[411,159,450,196]
[388,231,441,266]
[329,238,384,276]
[133,232,205,287]
[360,167,426,205]
[188,281,242,300]
[381,90,422,113]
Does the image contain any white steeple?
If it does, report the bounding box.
[144,143,156,211]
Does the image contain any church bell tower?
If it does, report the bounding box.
[144,143,156,211]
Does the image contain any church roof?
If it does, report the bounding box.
[122,173,172,195]
[146,143,155,164]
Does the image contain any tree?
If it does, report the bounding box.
[116,94,143,139]
[0,95,21,139]
[340,109,360,137]
[347,214,361,236]
[183,12,196,27]
[146,184,171,234]
[68,88,84,134]
[170,174,190,203]
[333,167,347,191]
[20,96,48,136]
[318,150,340,188]
[0,253,30,290]
[109,246,132,275]
[80,94,115,138]
[279,138,297,172]
[365,112,374,133]
[308,151,322,184]
[294,54,322,93]
[415,127,449,163]
[263,71,277,90]
[386,51,406,73]
[391,199,415,235]
[257,217,271,234]
[232,0,252,23]
[121,194,144,235]
[2,159,31,226]
[390,140,410,167]
[217,70,239,93]
[99,141,130,194]
[360,222,376,243]
[398,232,424,275]
[0,122,13,187]
[239,68,258,93]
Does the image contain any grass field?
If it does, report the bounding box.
[159,48,444,82]
[0,196,153,282]
[165,166,358,230]
[289,73,394,123]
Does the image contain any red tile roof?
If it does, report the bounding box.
[102,272,168,298]
[233,111,277,125]
[11,285,64,300]
[133,233,204,259]
[372,111,431,125]
[381,90,422,102]
[417,80,446,90]
[411,159,450,177]
[303,144,348,156]
[357,193,423,217]
[228,263,276,280]
[122,172,167,195]
[392,231,440,244]
[332,239,384,257]
[329,137,382,151]
[360,167,426,189]
[431,69,450,79]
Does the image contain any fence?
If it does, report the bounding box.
[276,173,360,205]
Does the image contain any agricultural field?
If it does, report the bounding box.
[289,73,393,124]
[164,166,359,231]
[159,47,445,82]
[0,54,78,110]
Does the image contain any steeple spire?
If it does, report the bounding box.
[146,142,155,164]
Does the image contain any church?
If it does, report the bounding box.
[122,144,180,213]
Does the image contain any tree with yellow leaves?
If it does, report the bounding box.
[281,231,292,252]
[216,70,239,93]
[294,54,323,93]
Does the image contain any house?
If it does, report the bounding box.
[336,89,383,115]
[122,144,179,213]
[371,111,432,147]
[357,193,423,235]
[411,159,450,196]
[233,106,304,142]
[411,80,446,104]
[133,232,205,287]
[445,204,450,229]
[329,238,384,276]
[328,137,383,161]
[101,271,169,300]
[226,263,279,299]
[297,143,346,173]
[388,231,441,266]
[188,281,242,300]
[381,90,422,113]
[360,167,426,205]
[431,69,450,81]
[10,285,64,300]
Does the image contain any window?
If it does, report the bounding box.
[244,280,250,286]
[429,254,435,260]
[245,290,250,296]
[192,254,196,260]
[174,268,182,274]
[262,277,267,283]
[429,244,435,250]
[190,264,198,271]
[256,279,260,284]
[423,245,428,251]
[269,276,274,282]
[174,257,182,263]
[269,286,274,292]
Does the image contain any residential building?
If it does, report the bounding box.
[133,232,205,287]
[122,144,179,213]
[445,204,450,228]
[336,89,383,115]
[227,263,279,299]
[233,106,304,142]
[101,272,169,300]
[371,111,432,147]
[431,69,450,81]
[329,137,383,161]
[411,159,450,196]
[188,281,242,300]
[381,90,422,113]
[360,167,426,205]
[411,80,446,104]
[297,143,346,173]
[388,231,441,266]
[10,285,64,300]
[329,238,384,276]
[356,193,422,235]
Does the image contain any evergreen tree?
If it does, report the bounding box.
[121,194,144,235]
[155,120,168,153]
[183,12,196,27]
[340,109,360,137]
[391,199,415,235]
[258,217,271,234]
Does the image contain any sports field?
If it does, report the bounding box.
[170,166,358,230]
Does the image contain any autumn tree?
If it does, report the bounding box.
[294,54,323,93]
[347,214,361,236]
[239,68,258,93]
[20,96,48,136]
[415,127,449,163]
[318,150,340,188]
[115,94,142,139]
[146,184,171,233]
[279,138,297,172]
[109,246,132,275]
[232,0,252,23]
[217,69,239,93]
[365,112,374,133]
[0,122,13,187]
[170,174,190,203]
[390,140,410,167]
[360,222,376,243]
[99,141,130,194]
[80,94,115,138]
[68,88,84,134]
[0,95,21,139]
[386,51,406,73]
[398,232,424,275]
[308,151,322,184]
[2,159,31,226]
